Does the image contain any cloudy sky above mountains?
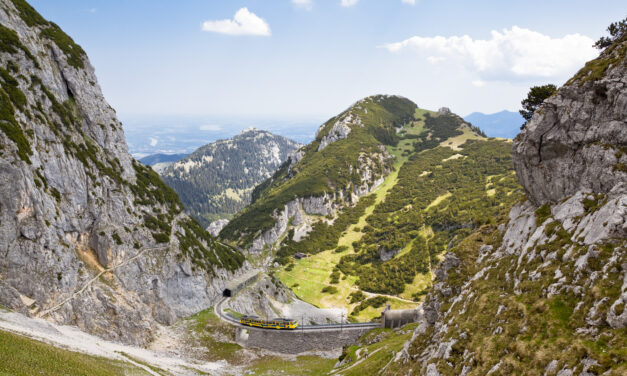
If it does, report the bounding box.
[30,0,622,125]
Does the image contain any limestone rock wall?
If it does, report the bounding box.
[513,38,627,206]
[0,0,244,346]
[236,326,370,354]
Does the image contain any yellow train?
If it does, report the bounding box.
[239,316,299,330]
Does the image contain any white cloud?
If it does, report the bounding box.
[427,56,445,64]
[401,0,416,5]
[472,80,486,87]
[341,0,359,7]
[199,124,222,131]
[382,26,597,81]
[149,137,158,147]
[292,0,313,10]
[201,8,271,36]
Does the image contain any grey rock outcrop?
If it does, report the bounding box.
[317,112,357,151]
[438,107,451,115]
[224,274,344,325]
[0,0,244,346]
[390,36,627,376]
[513,38,627,206]
[207,219,229,237]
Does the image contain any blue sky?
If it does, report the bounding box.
[27,0,624,154]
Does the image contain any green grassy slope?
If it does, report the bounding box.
[267,105,520,321]
[220,95,417,248]
[0,329,150,376]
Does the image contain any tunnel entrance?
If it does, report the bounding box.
[223,289,232,297]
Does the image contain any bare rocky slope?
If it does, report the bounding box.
[376,35,627,375]
[0,0,245,346]
[160,128,301,228]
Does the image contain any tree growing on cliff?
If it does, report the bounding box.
[519,84,557,125]
[594,17,627,49]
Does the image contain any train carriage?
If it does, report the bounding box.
[240,316,298,330]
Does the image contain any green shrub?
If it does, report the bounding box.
[152,233,169,244]
[535,204,552,226]
[321,286,338,294]
[351,296,388,315]
[0,88,31,163]
[335,245,349,253]
[112,233,123,246]
[49,187,61,202]
[348,290,366,304]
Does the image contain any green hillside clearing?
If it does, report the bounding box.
[0,329,150,376]
[274,108,521,320]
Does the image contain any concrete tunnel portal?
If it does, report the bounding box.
[222,270,260,299]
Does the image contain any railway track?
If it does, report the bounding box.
[215,297,381,332]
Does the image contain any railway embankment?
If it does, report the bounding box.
[235,326,371,354]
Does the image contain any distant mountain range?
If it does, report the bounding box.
[464,110,524,138]
[160,128,301,227]
[139,153,188,174]
[139,153,188,166]
[123,116,318,158]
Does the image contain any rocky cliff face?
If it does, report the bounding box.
[381,36,626,376]
[0,0,244,346]
[513,37,627,206]
[161,128,301,227]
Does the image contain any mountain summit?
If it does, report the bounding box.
[220,95,418,250]
[161,128,301,227]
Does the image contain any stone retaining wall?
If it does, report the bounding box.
[236,326,371,354]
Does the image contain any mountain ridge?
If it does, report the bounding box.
[463,110,524,138]
[140,153,188,166]
[161,127,301,227]
[220,95,417,251]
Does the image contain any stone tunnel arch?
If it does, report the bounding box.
[223,289,232,297]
